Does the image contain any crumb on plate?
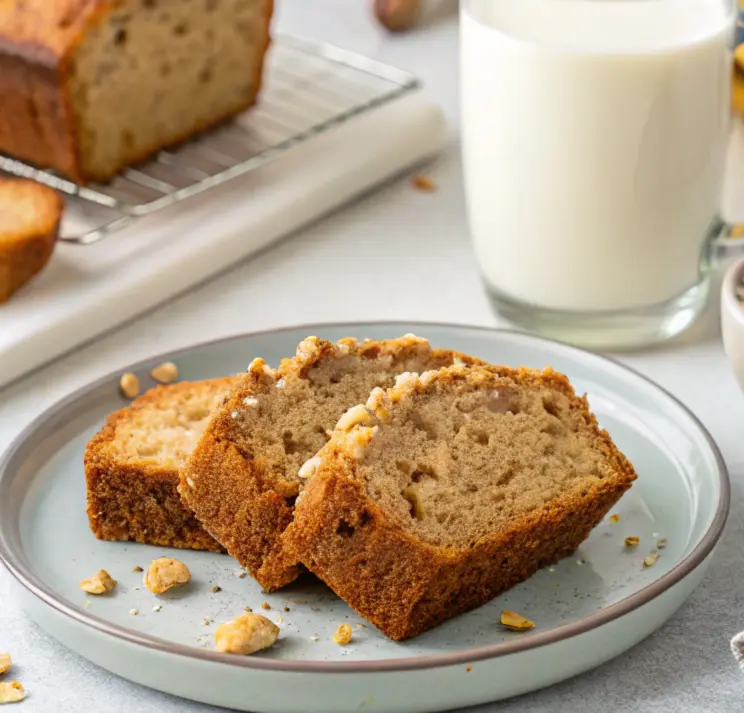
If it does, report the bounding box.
[500,611,534,631]
[79,569,117,595]
[333,623,353,645]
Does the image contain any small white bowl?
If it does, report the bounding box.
[721,256,744,390]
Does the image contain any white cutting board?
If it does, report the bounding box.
[0,90,446,388]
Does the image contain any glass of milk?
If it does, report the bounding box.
[461,0,736,349]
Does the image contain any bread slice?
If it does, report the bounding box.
[180,335,483,591]
[0,178,62,303]
[0,0,273,182]
[85,377,242,551]
[280,364,638,640]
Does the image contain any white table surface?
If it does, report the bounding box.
[2,2,744,711]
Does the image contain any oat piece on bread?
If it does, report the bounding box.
[280,364,638,640]
[180,335,483,591]
[85,377,242,551]
[0,178,62,303]
[0,0,273,183]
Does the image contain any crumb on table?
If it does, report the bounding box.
[411,174,437,192]
[0,681,25,703]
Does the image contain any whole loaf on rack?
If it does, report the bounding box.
[0,0,273,184]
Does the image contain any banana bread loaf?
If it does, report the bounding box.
[0,0,273,183]
[180,335,484,591]
[280,364,638,640]
[85,376,242,551]
[0,178,62,303]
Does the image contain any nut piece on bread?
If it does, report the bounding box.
[85,377,241,552]
[0,0,273,183]
[0,179,62,304]
[280,364,638,640]
[180,335,484,592]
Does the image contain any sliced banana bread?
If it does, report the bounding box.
[280,364,638,640]
[0,0,273,182]
[0,178,62,303]
[180,335,483,591]
[85,377,242,551]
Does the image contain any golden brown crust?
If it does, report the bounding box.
[0,178,62,303]
[181,336,484,592]
[0,0,273,183]
[84,377,242,552]
[281,365,638,640]
[182,374,301,587]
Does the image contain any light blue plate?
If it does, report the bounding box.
[0,323,729,713]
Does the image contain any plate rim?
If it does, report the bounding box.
[0,321,730,674]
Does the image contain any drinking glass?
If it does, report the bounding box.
[461,0,738,349]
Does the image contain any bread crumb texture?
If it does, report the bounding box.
[181,335,483,591]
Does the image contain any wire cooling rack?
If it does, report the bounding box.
[0,35,419,245]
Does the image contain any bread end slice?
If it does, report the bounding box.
[85,377,241,552]
[0,178,62,303]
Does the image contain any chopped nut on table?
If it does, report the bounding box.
[150,361,179,384]
[214,613,279,655]
[332,623,353,645]
[144,557,191,595]
[411,174,437,192]
[0,653,10,675]
[79,569,117,595]
[624,536,640,548]
[608,513,621,525]
[500,611,535,631]
[0,681,24,703]
[657,538,668,549]
[643,551,659,568]
[119,372,140,399]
